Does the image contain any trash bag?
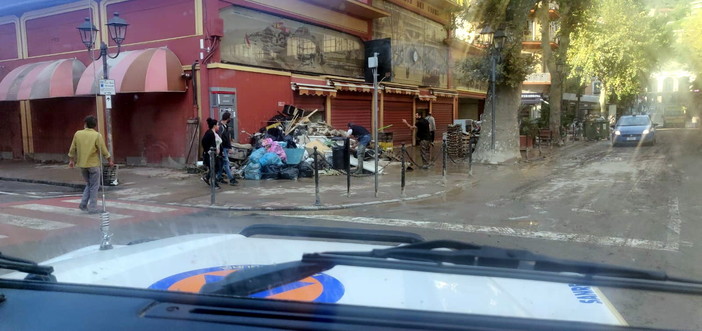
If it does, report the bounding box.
[279,165,299,180]
[248,147,267,164]
[261,164,282,180]
[259,152,283,167]
[298,162,314,178]
[244,163,261,180]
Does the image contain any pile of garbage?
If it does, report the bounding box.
[237,105,351,180]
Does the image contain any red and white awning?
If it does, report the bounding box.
[383,86,419,96]
[431,89,459,98]
[0,59,85,101]
[332,81,374,93]
[76,47,185,95]
[418,89,437,101]
[291,82,337,97]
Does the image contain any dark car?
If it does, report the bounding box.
[611,115,656,147]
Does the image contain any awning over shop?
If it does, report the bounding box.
[383,85,419,96]
[0,59,85,101]
[291,83,337,97]
[331,81,374,93]
[76,47,185,95]
[431,89,458,98]
[418,89,437,101]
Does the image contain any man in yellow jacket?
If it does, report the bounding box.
[68,116,113,214]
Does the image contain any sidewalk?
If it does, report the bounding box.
[0,142,580,211]
[0,159,473,211]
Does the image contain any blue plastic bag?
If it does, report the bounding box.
[243,162,261,180]
[259,152,283,167]
[248,147,266,164]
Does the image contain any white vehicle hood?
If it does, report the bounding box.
[5,233,626,325]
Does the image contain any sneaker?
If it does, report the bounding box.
[229,179,238,186]
[201,174,210,185]
[79,205,87,211]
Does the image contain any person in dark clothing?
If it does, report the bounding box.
[403,113,432,169]
[201,118,222,188]
[347,123,371,174]
[217,112,238,185]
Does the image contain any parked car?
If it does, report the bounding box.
[611,115,656,147]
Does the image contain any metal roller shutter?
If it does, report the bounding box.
[293,95,325,114]
[382,94,413,145]
[433,98,454,142]
[331,93,372,131]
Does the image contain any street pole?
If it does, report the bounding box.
[371,52,379,198]
[490,50,496,152]
[100,42,115,158]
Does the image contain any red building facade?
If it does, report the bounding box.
[0,0,484,166]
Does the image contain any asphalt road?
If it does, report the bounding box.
[2,128,701,329]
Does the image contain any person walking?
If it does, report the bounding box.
[425,111,436,144]
[201,118,223,188]
[216,112,238,185]
[347,122,371,173]
[67,115,113,214]
[403,112,431,169]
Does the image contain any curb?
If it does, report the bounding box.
[157,189,452,211]
[0,177,117,191]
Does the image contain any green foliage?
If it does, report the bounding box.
[567,0,671,103]
[680,9,702,75]
[454,0,540,87]
[519,118,540,137]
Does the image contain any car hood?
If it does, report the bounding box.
[3,233,626,325]
[615,125,651,134]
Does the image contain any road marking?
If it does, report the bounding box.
[0,214,74,230]
[63,199,178,213]
[290,215,680,252]
[11,204,131,220]
[665,197,682,251]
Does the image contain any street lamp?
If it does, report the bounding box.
[479,26,506,151]
[77,13,128,158]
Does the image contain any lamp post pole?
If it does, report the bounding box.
[77,13,128,157]
[478,26,505,153]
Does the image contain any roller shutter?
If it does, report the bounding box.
[382,94,414,146]
[331,92,372,131]
[432,97,454,142]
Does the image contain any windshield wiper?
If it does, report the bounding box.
[200,240,702,297]
[0,252,55,282]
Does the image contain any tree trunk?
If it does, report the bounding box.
[599,83,607,117]
[473,83,522,164]
[538,1,563,145]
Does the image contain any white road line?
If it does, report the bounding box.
[0,214,75,231]
[10,204,130,220]
[63,199,177,213]
[665,197,682,251]
[0,191,78,199]
[291,215,678,252]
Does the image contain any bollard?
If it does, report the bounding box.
[345,137,351,198]
[401,144,406,198]
[468,139,473,177]
[209,147,216,205]
[442,139,447,180]
[313,146,321,206]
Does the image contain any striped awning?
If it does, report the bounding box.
[418,89,437,101]
[76,47,185,95]
[0,59,85,101]
[291,82,337,97]
[383,86,419,96]
[332,81,374,93]
[431,89,458,98]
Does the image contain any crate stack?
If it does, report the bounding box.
[446,125,464,158]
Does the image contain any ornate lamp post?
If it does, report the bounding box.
[77,13,129,156]
[479,26,506,151]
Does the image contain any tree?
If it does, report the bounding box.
[680,8,702,75]
[567,0,671,117]
[456,0,539,164]
[536,0,591,145]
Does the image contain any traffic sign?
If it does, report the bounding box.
[99,79,116,95]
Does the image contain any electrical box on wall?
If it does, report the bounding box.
[209,87,238,141]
